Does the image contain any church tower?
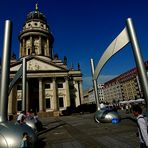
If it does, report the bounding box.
[19,4,54,58]
[9,4,83,116]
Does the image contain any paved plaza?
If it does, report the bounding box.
[37,110,139,148]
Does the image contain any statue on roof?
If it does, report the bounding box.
[35,3,39,11]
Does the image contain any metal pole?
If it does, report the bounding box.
[0,20,12,122]
[22,57,26,111]
[90,58,100,110]
[126,18,148,111]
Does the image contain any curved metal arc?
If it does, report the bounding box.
[8,65,23,94]
[93,27,130,80]
[8,57,28,95]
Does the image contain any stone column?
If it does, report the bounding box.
[22,38,26,57]
[53,77,58,110]
[19,41,22,57]
[8,85,17,114]
[39,36,42,55]
[47,38,49,56]
[26,80,29,112]
[30,36,33,54]
[8,89,13,115]
[39,78,44,112]
[65,77,70,106]
[79,80,84,104]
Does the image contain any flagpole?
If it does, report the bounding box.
[126,18,148,111]
[90,58,100,110]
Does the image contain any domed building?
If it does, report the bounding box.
[9,4,83,116]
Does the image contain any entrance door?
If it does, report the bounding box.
[28,78,39,112]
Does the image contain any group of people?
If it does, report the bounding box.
[16,106,148,148]
[16,110,39,125]
[16,110,41,148]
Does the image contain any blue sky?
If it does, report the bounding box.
[0,0,148,90]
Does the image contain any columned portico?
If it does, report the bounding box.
[9,4,84,117]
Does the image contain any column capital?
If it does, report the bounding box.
[64,76,69,81]
[38,78,43,81]
[52,77,56,81]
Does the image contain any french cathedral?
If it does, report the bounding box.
[8,5,83,116]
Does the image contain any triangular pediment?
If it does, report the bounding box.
[10,58,66,72]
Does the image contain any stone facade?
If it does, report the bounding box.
[8,5,83,116]
[83,84,105,104]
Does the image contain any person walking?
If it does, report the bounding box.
[132,105,148,148]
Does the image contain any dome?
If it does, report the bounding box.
[25,4,47,23]
[26,11,47,23]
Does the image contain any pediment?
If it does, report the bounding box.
[10,58,64,71]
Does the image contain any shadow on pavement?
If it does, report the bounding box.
[37,122,66,136]
[43,120,62,126]
[121,116,137,123]
[37,137,46,148]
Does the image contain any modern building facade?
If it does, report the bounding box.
[104,61,148,104]
[83,61,148,105]
[104,81,122,104]
[8,5,83,116]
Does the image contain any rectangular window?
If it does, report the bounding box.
[45,83,50,89]
[46,98,51,109]
[58,83,63,88]
[17,84,22,90]
[17,100,22,111]
[28,48,30,55]
[59,97,64,107]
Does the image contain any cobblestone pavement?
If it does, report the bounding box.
[37,111,139,148]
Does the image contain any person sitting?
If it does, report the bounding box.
[17,111,26,124]
[20,132,30,148]
[26,110,34,120]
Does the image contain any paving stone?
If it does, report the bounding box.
[38,111,139,148]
